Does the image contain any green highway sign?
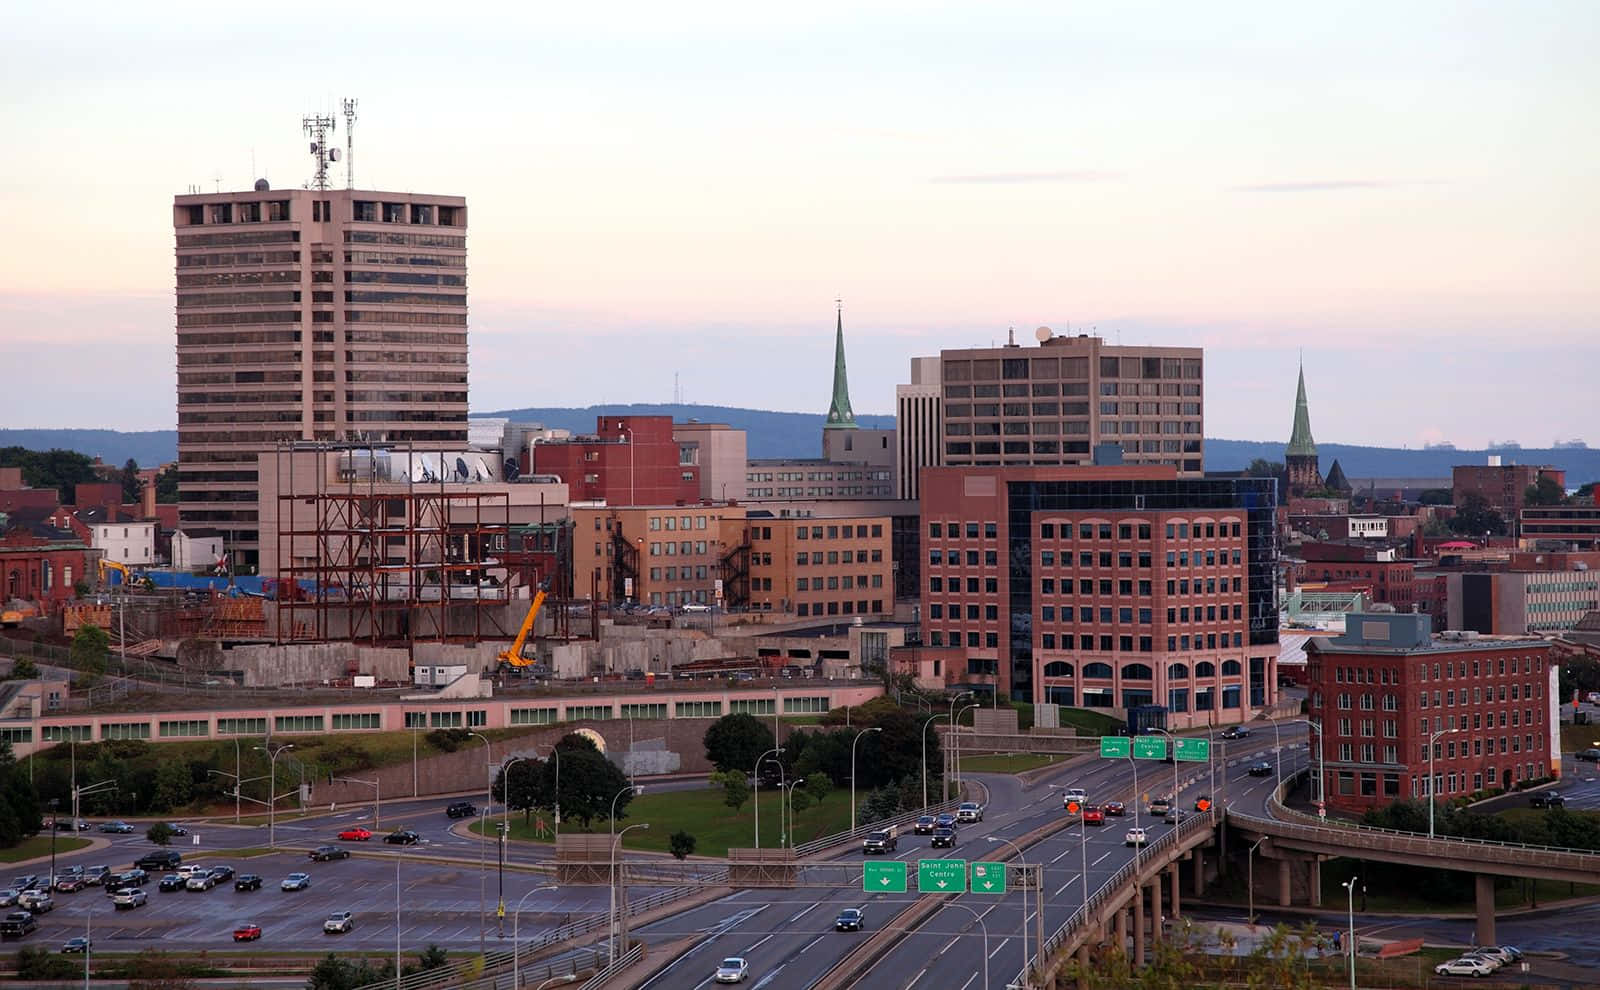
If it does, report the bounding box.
[970,861,1008,894]
[917,858,968,893]
[1099,736,1130,758]
[1175,737,1211,763]
[863,861,907,893]
[1133,737,1168,760]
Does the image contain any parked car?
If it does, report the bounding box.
[956,802,984,823]
[232,921,263,942]
[913,815,936,835]
[835,908,865,932]
[185,872,216,892]
[0,890,18,908]
[1083,805,1106,826]
[323,910,355,934]
[158,874,185,892]
[1464,947,1511,967]
[10,875,41,892]
[338,827,373,842]
[0,911,37,937]
[714,957,749,983]
[109,870,146,889]
[308,846,350,862]
[1529,791,1565,809]
[1576,748,1600,762]
[112,888,147,910]
[1124,828,1149,847]
[931,827,957,849]
[1247,762,1273,777]
[280,873,311,892]
[61,936,91,953]
[1434,957,1496,977]
[1103,801,1126,817]
[83,866,111,887]
[17,891,52,913]
[234,874,263,892]
[98,821,135,834]
[384,830,421,845]
[53,874,86,893]
[1220,726,1250,739]
[209,866,235,884]
[862,830,897,854]
[54,819,90,832]
[136,851,182,872]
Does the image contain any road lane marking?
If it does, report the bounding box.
[989,937,1010,959]
[907,968,928,988]
[741,933,774,955]
[941,936,959,955]
[1094,851,1113,866]
[785,903,816,924]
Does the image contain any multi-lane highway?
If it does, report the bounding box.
[630,729,1311,989]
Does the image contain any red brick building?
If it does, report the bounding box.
[1297,542,1417,611]
[1307,612,1556,816]
[1453,462,1565,521]
[0,531,90,608]
[526,416,698,507]
[919,464,1280,726]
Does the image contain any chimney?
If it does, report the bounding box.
[141,480,156,519]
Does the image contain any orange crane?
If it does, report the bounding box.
[496,583,549,668]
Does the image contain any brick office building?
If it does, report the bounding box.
[528,416,698,507]
[918,464,1279,721]
[745,513,894,619]
[1307,612,1557,816]
[1296,542,1417,611]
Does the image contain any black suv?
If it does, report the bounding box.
[308,846,350,862]
[136,851,182,872]
[234,874,263,892]
[1530,791,1565,809]
[446,801,477,819]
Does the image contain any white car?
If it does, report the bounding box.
[1434,957,1496,977]
[1461,950,1505,970]
[1124,828,1148,847]
[17,891,53,913]
[956,802,983,823]
[1467,946,1515,965]
[323,911,355,934]
[112,888,147,909]
[1063,787,1087,809]
[714,957,749,983]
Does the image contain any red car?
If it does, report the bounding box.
[337,827,372,842]
[1103,801,1127,817]
[232,921,262,942]
[1083,805,1106,825]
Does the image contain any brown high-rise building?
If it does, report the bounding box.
[173,185,469,568]
[933,330,1205,476]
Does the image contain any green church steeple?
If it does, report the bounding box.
[824,301,858,430]
[1286,363,1317,457]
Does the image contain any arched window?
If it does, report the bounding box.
[1222,659,1242,677]
[1195,661,1216,678]
[1043,661,1074,678]
[1167,662,1189,680]
[1083,662,1114,679]
[1121,663,1153,680]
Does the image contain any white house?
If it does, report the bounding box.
[172,528,225,572]
[90,521,156,565]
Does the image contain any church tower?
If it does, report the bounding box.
[1285,363,1322,496]
[823,301,858,431]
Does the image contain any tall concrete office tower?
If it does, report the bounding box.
[173,184,469,568]
[895,355,942,499]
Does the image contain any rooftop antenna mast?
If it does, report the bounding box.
[342,98,359,189]
[302,111,338,190]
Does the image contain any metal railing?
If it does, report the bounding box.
[577,942,643,989]
[793,796,963,858]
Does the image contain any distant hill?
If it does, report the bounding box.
[5,415,1598,485]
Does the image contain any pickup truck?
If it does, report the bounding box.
[862,829,897,854]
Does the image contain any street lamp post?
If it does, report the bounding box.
[330,775,380,829]
[231,737,241,824]
[1343,875,1359,990]
[850,727,882,834]
[1149,727,1181,816]
[394,838,431,989]
[946,691,972,800]
[253,742,294,849]
[1264,716,1323,811]
[607,785,641,961]
[955,703,980,800]
[783,780,802,848]
[468,730,492,955]
[538,744,563,839]
[1427,726,1460,839]
[943,901,991,990]
[922,714,949,810]
[610,822,650,963]
[985,834,1035,989]
[511,883,558,989]
[753,746,783,849]
[1246,836,1267,927]
[1127,751,1142,871]
[498,756,530,936]
[83,896,92,990]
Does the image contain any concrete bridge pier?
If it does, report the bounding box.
[1190,850,1205,897]
[1114,905,1128,957]
[1169,863,1181,921]
[1475,874,1496,946]
[1133,886,1146,966]
[1149,875,1163,943]
[1308,857,1322,907]
[1277,858,1293,907]
[1076,943,1092,990]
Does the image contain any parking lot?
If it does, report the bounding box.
[9,848,627,953]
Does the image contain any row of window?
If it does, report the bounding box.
[796,575,884,591]
[796,550,884,565]
[796,600,883,617]
[1042,659,1245,679]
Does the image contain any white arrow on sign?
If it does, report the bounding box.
[937,880,948,889]
[879,877,893,886]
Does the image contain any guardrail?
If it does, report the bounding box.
[577,942,643,989]
[793,796,964,858]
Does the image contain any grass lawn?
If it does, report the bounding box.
[959,753,1064,774]
[1495,806,1600,829]
[476,783,855,857]
[1055,708,1124,736]
[0,834,92,862]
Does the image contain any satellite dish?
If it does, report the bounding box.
[504,459,521,482]
[455,456,469,479]
[329,148,340,161]
[1035,326,1053,343]
[309,142,319,153]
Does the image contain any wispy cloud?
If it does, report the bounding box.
[931,170,1122,185]
[1230,179,1432,193]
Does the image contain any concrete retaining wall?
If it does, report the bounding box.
[225,642,411,687]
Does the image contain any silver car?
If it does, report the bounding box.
[714,957,749,983]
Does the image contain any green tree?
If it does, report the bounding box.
[305,954,389,990]
[803,772,832,804]
[1245,458,1285,479]
[151,760,193,813]
[493,756,542,823]
[545,733,631,828]
[1525,475,1566,506]
[1448,492,1507,536]
[121,458,143,505]
[1577,481,1597,501]
[146,822,176,846]
[0,738,42,845]
[669,830,697,860]
[6,657,39,680]
[70,623,111,682]
[712,769,750,812]
[1418,488,1453,505]
[155,464,180,504]
[788,787,812,816]
[414,944,448,971]
[0,446,98,501]
[703,713,776,775]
